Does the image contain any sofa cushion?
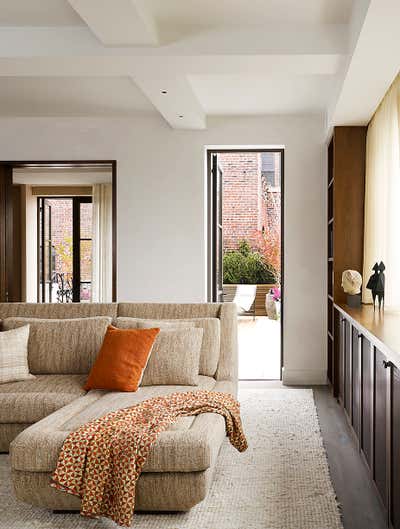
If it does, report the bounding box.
[0,423,30,452]
[0,325,34,384]
[84,326,160,392]
[115,317,194,331]
[10,377,233,474]
[0,303,117,321]
[115,317,220,377]
[0,374,87,423]
[3,317,112,374]
[141,328,203,386]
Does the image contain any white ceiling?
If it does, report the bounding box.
[0,77,155,116]
[0,0,398,129]
[147,0,353,28]
[189,75,335,115]
[13,168,112,185]
[0,0,353,28]
[0,0,84,26]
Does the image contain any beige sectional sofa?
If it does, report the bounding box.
[0,302,237,512]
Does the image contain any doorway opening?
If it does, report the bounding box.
[0,160,116,303]
[207,148,284,380]
[38,196,93,303]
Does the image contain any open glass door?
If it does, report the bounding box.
[211,154,224,302]
[208,148,283,380]
[38,197,92,303]
[38,198,53,302]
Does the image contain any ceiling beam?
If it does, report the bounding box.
[329,0,400,126]
[67,0,159,46]
[0,25,346,57]
[0,24,346,129]
[132,76,205,129]
[0,55,342,77]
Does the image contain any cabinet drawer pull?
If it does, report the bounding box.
[383,360,392,369]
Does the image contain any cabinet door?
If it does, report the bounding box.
[361,336,373,469]
[391,363,400,529]
[375,348,388,508]
[338,316,346,404]
[344,319,352,417]
[352,326,361,439]
[333,309,341,397]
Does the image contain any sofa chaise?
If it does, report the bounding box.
[0,302,237,512]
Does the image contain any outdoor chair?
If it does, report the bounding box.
[233,284,257,320]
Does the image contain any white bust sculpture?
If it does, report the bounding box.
[341,270,362,295]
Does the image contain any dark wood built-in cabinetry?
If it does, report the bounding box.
[327,126,367,393]
[335,302,400,528]
[327,127,400,527]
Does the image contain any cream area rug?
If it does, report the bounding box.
[0,389,343,529]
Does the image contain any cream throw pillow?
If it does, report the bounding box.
[0,325,34,384]
[141,327,203,386]
[3,317,111,374]
[114,316,220,376]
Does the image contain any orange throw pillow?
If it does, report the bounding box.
[84,325,160,392]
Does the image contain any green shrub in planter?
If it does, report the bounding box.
[223,240,276,284]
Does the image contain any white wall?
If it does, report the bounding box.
[0,115,326,384]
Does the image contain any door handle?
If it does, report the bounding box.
[383,360,392,369]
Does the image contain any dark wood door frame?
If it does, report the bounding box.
[0,160,117,302]
[38,196,93,303]
[207,148,285,380]
[0,164,13,302]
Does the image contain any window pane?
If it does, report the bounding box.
[80,283,91,303]
[261,152,281,187]
[80,240,92,282]
[47,198,73,285]
[43,203,50,285]
[80,202,92,239]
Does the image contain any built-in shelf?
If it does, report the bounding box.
[327,126,366,394]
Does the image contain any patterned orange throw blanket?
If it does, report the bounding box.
[50,390,248,527]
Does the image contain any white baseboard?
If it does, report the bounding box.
[282,369,327,386]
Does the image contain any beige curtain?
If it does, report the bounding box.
[362,74,400,307]
[92,183,113,302]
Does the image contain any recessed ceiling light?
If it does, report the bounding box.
[179,115,184,118]
[161,90,167,94]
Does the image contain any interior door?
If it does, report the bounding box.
[212,153,224,302]
[38,198,54,303]
[72,196,92,302]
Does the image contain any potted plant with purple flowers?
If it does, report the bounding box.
[265,286,281,320]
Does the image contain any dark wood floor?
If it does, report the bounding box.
[240,382,387,529]
[314,386,387,529]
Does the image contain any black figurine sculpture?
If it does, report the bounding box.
[366,261,385,310]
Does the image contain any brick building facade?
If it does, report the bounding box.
[46,198,92,281]
[219,151,281,252]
